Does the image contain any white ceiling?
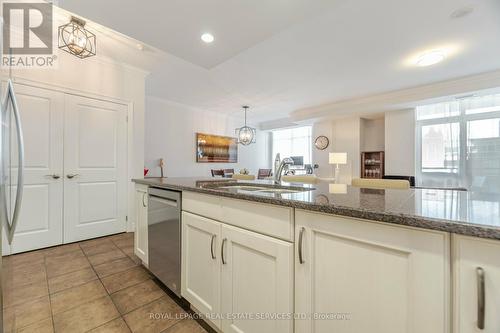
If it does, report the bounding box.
[58,0,500,124]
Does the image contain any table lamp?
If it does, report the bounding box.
[329,152,347,180]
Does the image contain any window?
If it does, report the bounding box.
[416,93,500,193]
[272,126,312,168]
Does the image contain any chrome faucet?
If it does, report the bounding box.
[274,157,294,183]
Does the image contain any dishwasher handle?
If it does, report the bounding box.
[149,194,179,208]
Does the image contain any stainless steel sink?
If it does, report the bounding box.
[214,183,312,194]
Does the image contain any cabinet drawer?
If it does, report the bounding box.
[182,191,294,242]
[183,191,222,221]
[221,197,293,241]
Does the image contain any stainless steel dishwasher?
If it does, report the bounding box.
[147,187,182,297]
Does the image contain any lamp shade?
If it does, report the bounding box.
[329,152,347,165]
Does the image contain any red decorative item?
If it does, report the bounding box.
[144,168,149,176]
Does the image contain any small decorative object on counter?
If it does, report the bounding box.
[240,168,249,175]
[144,168,149,176]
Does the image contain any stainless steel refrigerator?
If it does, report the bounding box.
[0,78,25,329]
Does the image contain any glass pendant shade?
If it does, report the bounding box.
[235,106,256,145]
[58,17,96,59]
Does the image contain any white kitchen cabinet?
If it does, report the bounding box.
[182,211,222,329]
[221,223,293,333]
[453,234,500,333]
[295,209,450,333]
[181,210,294,333]
[134,184,148,264]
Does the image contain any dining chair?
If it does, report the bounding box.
[257,169,272,179]
[211,169,224,177]
[223,169,235,178]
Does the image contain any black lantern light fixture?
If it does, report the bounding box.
[235,105,256,145]
[58,16,96,59]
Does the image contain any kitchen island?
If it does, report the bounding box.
[133,177,500,333]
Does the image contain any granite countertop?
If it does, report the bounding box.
[134,177,500,241]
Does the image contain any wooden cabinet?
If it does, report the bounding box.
[181,211,293,333]
[295,209,450,333]
[182,211,222,329]
[453,235,500,333]
[134,184,148,264]
[221,224,293,333]
[361,151,384,179]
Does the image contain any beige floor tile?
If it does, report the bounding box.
[93,257,138,278]
[162,319,208,333]
[3,296,52,332]
[120,246,135,257]
[50,279,107,315]
[45,251,91,278]
[112,237,134,250]
[43,243,81,258]
[111,279,166,315]
[87,248,127,266]
[128,254,143,265]
[3,250,45,267]
[53,296,120,333]
[89,318,131,333]
[17,318,54,333]
[3,262,47,289]
[123,296,186,333]
[110,232,134,242]
[3,279,49,308]
[48,267,98,294]
[79,237,114,251]
[101,266,151,294]
[82,241,120,257]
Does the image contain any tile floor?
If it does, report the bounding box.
[2,233,209,333]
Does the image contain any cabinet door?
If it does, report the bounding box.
[134,185,148,264]
[5,83,64,254]
[221,224,293,333]
[182,212,222,329]
[453,235,500,333]
[63,94,128,242]
[295,210,450,333]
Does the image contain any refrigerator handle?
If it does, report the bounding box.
[3,80,24,245]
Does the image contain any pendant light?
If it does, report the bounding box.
[58,17,96,59]
[235,106,256,145]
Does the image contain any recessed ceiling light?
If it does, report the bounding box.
[201,33,215,44]
[450,6,474,19]
[136,43,144,51]
[416,50,446,67]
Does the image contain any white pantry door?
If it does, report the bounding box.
[63,94,127,242]
[5,83,64,254]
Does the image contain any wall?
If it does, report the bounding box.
[312,117,361,183]
[145,97,270,177]
[361,118,385,152]
[384,109,415,176]
[311,121,334,177]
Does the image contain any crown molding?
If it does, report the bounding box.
[290,69,500,122]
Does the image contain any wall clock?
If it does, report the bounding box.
[314,135,329,150]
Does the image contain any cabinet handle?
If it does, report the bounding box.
[66,173,79,179]
[142,192,147,207]
[210,234,216,259]
[45,174,60,179]
[476,267,485,330]
[298,227,305,264]
[221,238,227,264]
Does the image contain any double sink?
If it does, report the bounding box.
[210,183,314,194]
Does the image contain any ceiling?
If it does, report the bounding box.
[58,0,500,124]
